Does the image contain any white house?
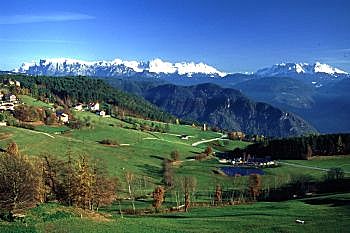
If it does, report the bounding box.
[97,110,106,117]
[90,102,100,111]
[74,104,84,111]
[0,122,6,126]
[0,103,15,111]
[57,113,69,123]
[15,81,21,87]
[4,94,17,102]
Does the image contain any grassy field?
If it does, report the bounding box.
[18,95,54,108]
[1,96,350,232]
[284,156,350,173]
[1,107,349,192]
[0,193,349,233]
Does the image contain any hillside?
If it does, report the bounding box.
[0,74,174,122]
[143,83,317,137]
[233,77,350,133]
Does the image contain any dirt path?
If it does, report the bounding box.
[143,137,189,146]
[191,134,227,147]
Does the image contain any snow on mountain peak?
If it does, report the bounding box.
[14,57,227,77]
[148,58,227,77]
[256,62,348,76]
[313,62,347,75]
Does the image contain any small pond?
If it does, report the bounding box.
[221,167,265,176]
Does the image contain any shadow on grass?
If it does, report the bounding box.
[153,212,289,219]
[137,164,162,178]
[150,155,165,160]
[303,197,350,207]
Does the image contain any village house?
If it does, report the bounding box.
[3,79,20,87]
[4,94,17,102]
[57,112,69,123]
[179,134,190,140]
[89,102,100,111]
[73,104,84,111]
[96,110,106,117]
[0,103,15,111]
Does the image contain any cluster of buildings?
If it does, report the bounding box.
[0,93,18,111]
[73,102,107,117]
[219,157,276,168]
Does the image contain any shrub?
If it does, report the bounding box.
[99,139,119,146]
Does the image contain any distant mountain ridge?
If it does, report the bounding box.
[13,58,349,80]
[14,58,227,78]
[255,62,348,77]
[143,83,317,137]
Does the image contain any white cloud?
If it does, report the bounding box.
[0,12,95,25]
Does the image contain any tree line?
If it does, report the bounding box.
[230,133,350,160]
[0,74,174,123]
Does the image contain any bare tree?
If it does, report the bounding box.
[125,171,136,213]
[73,155,93,209]
[204,146,213,156]
[0,143,39,215]
[152,186,165,212]
[214,184,222,205]
[170,150,180,162]
[249,174,262,201]
[6,141,19,156]
[162,159,174,187]
[181,176,197,212]
[91,160,117,211]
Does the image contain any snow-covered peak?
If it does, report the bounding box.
[313,62,347,75]
[256,62,348,77]
[14,57,227,77]
[148,58,227,77]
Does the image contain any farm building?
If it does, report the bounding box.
[0,103,15,111]
[74,104,84,111]
[89,102,100,111]
[4,94,17,102]
[97,110,106,117]
[57,112,69,123]
[180,135,190,140]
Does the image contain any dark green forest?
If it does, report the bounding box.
[0,74,174,122]
[231,133,350,160]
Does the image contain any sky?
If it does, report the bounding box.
[1,0,350,72]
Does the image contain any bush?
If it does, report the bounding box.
[99,139,119,146]
[194,153,207,161]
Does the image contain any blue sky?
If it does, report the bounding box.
[1,0,350,72]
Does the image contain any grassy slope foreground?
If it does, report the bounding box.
[0,193,349,233]
[1,95,350,233]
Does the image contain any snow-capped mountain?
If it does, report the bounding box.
[255,62,348,77]
[13,58,227,78]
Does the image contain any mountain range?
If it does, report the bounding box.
[143,83,316,137]
[7,58,350,135]
[14,58,227,78]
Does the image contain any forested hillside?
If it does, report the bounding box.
[0,74,174,122]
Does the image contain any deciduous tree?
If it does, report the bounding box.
[249,174,262,201]
[152,186,165,212]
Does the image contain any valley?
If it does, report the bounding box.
[1,75,349,232]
